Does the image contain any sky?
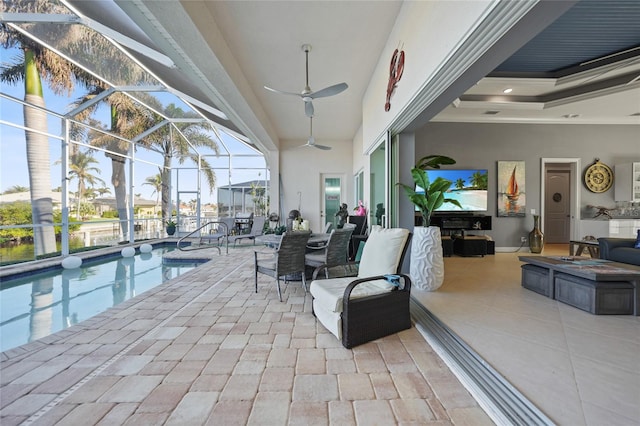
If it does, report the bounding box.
[0,48,267,206]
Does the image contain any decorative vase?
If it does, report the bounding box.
[410,226,445,291]
[166,224,176,236]
[529,214,544,253]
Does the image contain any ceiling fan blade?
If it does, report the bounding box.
[305,101,314,117]
[264,85,301,97]
[313,144,332,150]
[310,82,348,99]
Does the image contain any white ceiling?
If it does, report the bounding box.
[433,64,640,125]
[200,1,403,144]
[193,1,640,140]
[115,1,640,149]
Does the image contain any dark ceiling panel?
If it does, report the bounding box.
[493,0,640,75]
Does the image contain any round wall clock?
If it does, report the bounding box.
[584,159,614,193]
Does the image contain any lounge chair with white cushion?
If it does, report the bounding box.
[309,226,412,348]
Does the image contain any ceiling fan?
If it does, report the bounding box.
[264,44,348,118]
[301,116,331,150]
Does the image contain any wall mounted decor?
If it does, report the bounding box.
[584,159,613,193]
[385,45,404,111]
[497,161,526,217]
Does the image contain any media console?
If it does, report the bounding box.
[415,214,493,256]
[416,214,492,232]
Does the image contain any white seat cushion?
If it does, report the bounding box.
[310,277,395,313]
[304,251,326,265]
[256,257,276,270]
[313,299,342,338]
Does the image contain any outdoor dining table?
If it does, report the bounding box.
[254,232,331,281]
[256,232,330,249]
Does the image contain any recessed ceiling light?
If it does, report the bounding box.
[562,114,581,119]
[484,110,500,115]
[503,88,513,94]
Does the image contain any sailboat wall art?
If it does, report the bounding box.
[498,161,526,217]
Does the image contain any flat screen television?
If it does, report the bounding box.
[415,169,488,212]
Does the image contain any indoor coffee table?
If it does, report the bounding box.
[519,256,640,315]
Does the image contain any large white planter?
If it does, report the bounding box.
[410,226,444,291]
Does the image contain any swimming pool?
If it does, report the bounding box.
[0,246,204,352]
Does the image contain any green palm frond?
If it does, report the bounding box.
[398,155,462,226]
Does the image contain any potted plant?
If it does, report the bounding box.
[165,219,177,236]
[398,155,462,291]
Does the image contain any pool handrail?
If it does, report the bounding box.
[177,221,229,255]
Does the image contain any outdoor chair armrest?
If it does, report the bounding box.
[342,273,411,313]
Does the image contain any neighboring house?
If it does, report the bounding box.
[92,196,159,217]
[0,191,62,209]
[217,179,267,217]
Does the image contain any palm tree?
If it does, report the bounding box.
[250,182,267,215]
[83,187,98,201]
[455,178,465,190]
[3,185,29,194]
[68,151,105,219]
[1,1,102,255]
[73,91,154,239]
[95,187,112,198]
[188,198,198,213]
[143,173,162,211]
[470,171,488,190]
[144,103,219,222]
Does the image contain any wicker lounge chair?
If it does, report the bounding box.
[305,226,354,279]
[228,216,266,246]
[254,230,311,301]
[309,226,412,348]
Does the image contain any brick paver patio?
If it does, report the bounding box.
[0,245,493,425]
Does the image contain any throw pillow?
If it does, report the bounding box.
[634,229,640,249]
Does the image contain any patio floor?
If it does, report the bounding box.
[0,245,492,425]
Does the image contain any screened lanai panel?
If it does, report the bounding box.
[13,21,158,88]
[125,91,202,121]
[0,95,64,261]
[1,2,270,263]
[5,1,245,137]
[8,3,242,136]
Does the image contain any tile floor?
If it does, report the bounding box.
[1,245,492,426]
[412,244,640,426]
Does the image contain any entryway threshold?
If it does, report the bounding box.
[410,298,555,426]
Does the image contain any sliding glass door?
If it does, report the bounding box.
[369,131,392,228]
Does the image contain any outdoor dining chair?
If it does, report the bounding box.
[305,225,354,279]
[254,230,311,301]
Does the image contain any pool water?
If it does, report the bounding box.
[0,247,203,352]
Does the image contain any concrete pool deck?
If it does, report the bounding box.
[0,243,491,425]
